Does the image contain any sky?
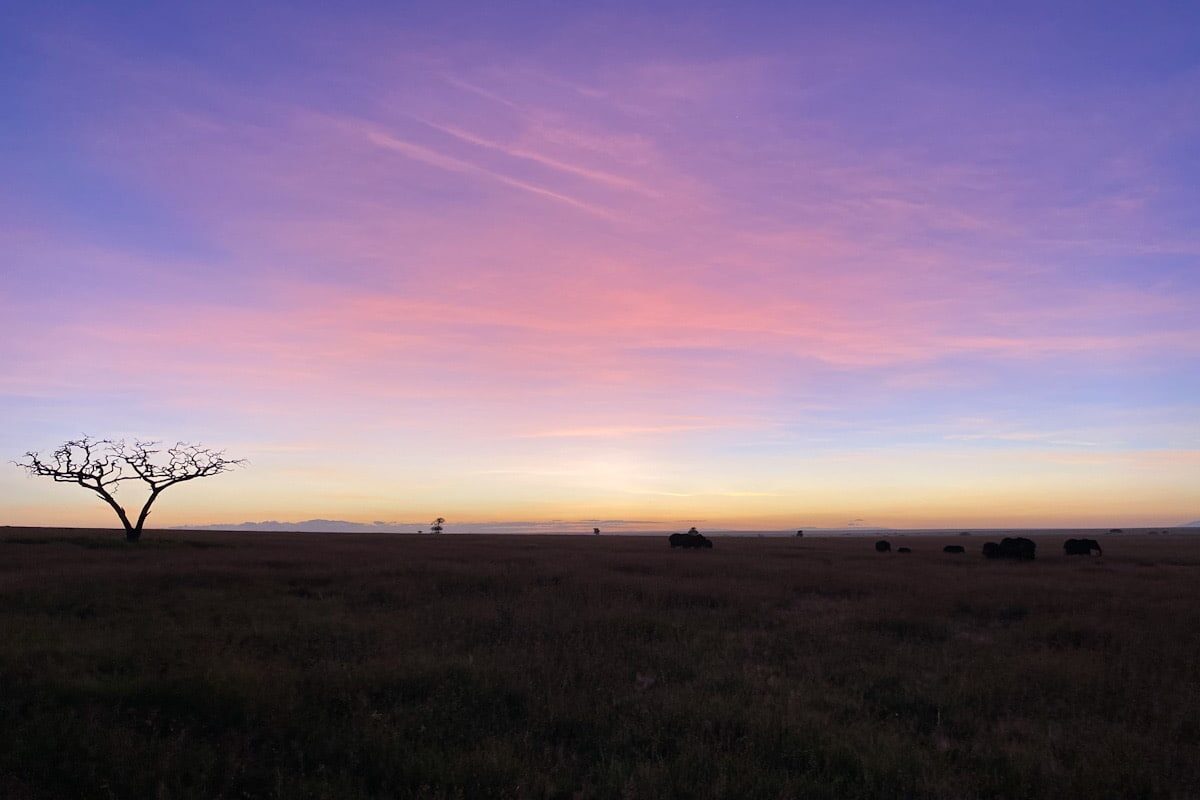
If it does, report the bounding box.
[2,1,1198,531]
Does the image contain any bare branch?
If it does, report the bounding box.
[14,436,127,490]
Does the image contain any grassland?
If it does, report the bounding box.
[1,527,1198,799]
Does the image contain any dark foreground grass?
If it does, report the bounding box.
[1,528,1198,799]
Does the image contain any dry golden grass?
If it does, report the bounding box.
[1,527,1198,798]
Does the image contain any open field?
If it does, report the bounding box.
[1,527,1198,799]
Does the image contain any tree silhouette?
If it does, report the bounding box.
[15,436,243,542]
[431,517,445,534]
[593,527,600,535]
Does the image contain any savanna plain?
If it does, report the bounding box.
[1,528,1198,799]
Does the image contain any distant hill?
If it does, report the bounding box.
[173,519,665,534]
[1182,520,1200,528]
[176,519,405,534]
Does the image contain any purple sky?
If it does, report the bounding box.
[2,2,1198,529]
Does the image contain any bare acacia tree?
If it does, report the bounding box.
[431,517,445,534]
[15,436,244,542]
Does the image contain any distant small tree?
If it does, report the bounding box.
[15,436,243,542]
[593,527,600,535]
[688,526,699,535]
[795,530,804,537]
[431,517,445,534]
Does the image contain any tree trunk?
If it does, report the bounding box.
[94,487,139,543]
[131,490,161,543]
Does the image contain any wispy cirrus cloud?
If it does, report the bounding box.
[440,74,523,109]
[415,117,662,197]
[361,127,616,217]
